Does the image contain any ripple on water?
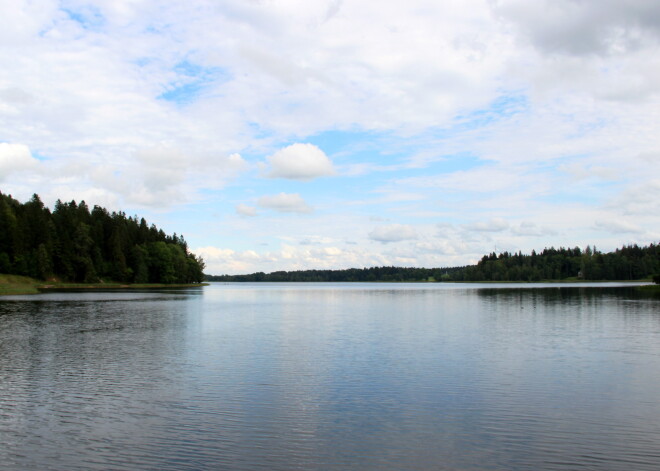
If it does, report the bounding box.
[1,284,659,470]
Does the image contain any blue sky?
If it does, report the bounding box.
[1,0,659,274]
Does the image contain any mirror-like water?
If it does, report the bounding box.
[1,283,659,470]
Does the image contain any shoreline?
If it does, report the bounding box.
[38,283,208,291]
[208,279,652,284]
[2,273,656,296]
[0,276,208,296]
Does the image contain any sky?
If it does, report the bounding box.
[1,0,659,275]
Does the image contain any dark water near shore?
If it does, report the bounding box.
[1,282,659,470]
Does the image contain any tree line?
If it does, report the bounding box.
[208,243,660,283]
[0,192,205,283]
[453,244,659,282]
[206,265,466,283]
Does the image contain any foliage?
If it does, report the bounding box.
[453,245,660,282]
[0,192,205,283]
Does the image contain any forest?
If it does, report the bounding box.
[208,243,660,283]
[0,192,205,284]
[3,191,658,285]
[207,265,466,283]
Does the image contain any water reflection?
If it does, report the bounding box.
[1,284,659,470]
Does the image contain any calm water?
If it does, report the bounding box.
[1,282,659,470]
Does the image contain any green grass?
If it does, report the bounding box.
[0,274,41,295]
[37,282,207,291]
[0,274,207,296]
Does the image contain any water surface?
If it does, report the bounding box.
[1,283,659,470]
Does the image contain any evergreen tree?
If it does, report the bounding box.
[0,192,205,283]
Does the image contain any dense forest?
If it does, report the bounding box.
[0,192,205,283]
[454,244,659,282]
[208,243,660,283]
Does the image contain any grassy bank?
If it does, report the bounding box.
[37,282,208,291]
[0,274,42,295]
[0,274,207,296]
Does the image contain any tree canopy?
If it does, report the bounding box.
[0,192,204,283]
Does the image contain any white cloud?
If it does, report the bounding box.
[265,143,335,180]
[0,143,39,181]
[369,224,418,243]
[257,192,313,214]
[79,146,250,208]
[194,246,262,274]
[196,242,402,275]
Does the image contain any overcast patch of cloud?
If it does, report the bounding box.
[265,143,335,180]
[257,192,313,214]
[463,217,509,233]
[81,146,250,209]
[593,220,643,235]
[510,221,556,237]
[494,0,660,57]
[602,179,660,216]
[236,204,257,217]
[369,224,418,243]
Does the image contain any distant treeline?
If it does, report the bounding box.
[207,265,467,283]
[456,245,659,282]
[0,192,205,283]
[208,243,660,283]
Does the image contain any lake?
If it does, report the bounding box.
[1,282,659,470]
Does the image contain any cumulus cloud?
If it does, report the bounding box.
[0,143,39,181]
[369,224,418,243]
[196,242,396,275]
[194,246,263,274]
[265,143,335,180]
[257,192,313,213]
